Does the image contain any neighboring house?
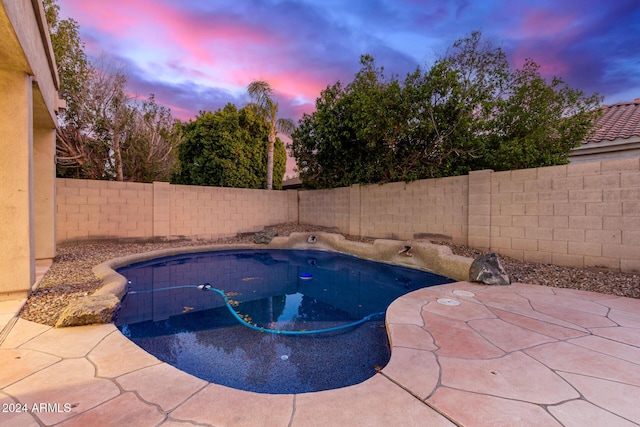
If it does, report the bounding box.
[570,98,640,163]
[282,177,302,190]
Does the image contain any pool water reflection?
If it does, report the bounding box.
[116,249,454,394]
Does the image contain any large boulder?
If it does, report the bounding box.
[469,253,511,286]
[253,230,278,244]
[55,294,120,327]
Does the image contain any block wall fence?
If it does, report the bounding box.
[56,157,640,273]
[56,179,298,243]
[298,158,640,274]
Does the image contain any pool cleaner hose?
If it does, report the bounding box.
[198,283,384,335]
[126,282,384,335]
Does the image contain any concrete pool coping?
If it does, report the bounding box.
[1,237,639,425]
[56,232,473,327]
[95,232,474,297]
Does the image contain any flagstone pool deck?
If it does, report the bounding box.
[1,279,639,426]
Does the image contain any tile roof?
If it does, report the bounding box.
[585,98,640,144]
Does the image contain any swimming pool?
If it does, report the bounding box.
[116,249,454,394]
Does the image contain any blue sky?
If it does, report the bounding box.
[56,0,640,177]
[57,0,640,125]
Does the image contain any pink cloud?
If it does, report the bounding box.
[60,0,137,30]
[58,0,350,119]
[61,0,283,77]
[149,5,282,70]
[58,0,639,123]
[289,102,315,120]
[518,9,577,39]
[511,45,569,77]
[499,4,585,79]
[230,67,328,102]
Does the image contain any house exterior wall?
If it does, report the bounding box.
[0,1,60,298]
[570,99,640,164]
[299,158,640,273]
[56,179,298,243]
[0,70,35,296]
[1,0,59,121]
[570,137,640,164]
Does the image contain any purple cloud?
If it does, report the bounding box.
[52,0,639,178]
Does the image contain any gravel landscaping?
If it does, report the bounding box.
[20,222,639,326]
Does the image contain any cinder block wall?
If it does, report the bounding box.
[299,177,470,243]
[56,179,297,243]
[56,158,640,273]
[165,184,294,240]
[487,159,640,272]
[299,158,640,273]
[298,187,351,232]
[56,179,154,242]
[358,177,469,242]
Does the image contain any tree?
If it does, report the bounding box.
[54,57,182,182]
[290,32,602,189]
[45,0,181,182]
[44,0,97,178]
[55,57,132,180]
[43,0,90,128]
[122,95,181,182]
[246,80,295,190]
[55,62,181,182]
[426,32,601,173]
[172,104,287,189]
[476,59,602,170]
[87,57,132,181]
[291,56,406,188]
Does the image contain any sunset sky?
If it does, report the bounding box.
[57,0,640,175]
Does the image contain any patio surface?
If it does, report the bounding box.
[1,279,639,426]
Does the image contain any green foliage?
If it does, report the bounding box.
[477,59,602,171]
[291,32,602,189]
[291,56,406,188]
[172,104,286,189]
[43,0,89,128]
[45,0,285,187]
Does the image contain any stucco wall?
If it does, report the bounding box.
[2,0,60,123]
[570,137,640,164]
[56,179,298,243]
[1,1,60,297]
[299,158,640,273]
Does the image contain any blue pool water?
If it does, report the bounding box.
[116,249,454,394]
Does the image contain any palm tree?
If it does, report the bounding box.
[247,80,295,190]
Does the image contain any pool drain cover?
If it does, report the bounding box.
[437,298,461,306]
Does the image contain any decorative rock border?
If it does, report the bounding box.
[55,232,474,327]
